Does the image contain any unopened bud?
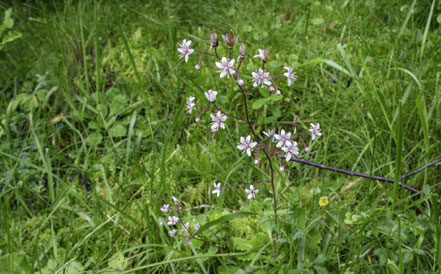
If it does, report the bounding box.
[210,32,218,48]
[222,29,238,47]
[240,43,245,57]
[279,166,284,172]
[263,49,269,61]
[293,115,299,124]
[195,117,200,123]
[276,90,281,96]
[195,64,200,70]
[304,147,309,152]
[254,159,259,165]
[269,86,275,92]
[238,79,244,86]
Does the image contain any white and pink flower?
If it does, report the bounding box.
[309,123,322,140]
[210,111,227,132]
[282,141,299,162]
[245,185,259,199]
[252,68,271,87]
[177,39,194,63]
[237,135,257,157]
[215,57,235,78]
[283,67,298,86]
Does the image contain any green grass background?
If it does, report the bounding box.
[1,0,441,273]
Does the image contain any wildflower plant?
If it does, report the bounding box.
[175,29,322,246]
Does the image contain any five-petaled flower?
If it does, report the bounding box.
[186,96,195,114]
[161,204,170,213]
[210,111,227,132]
[283,67,298,86]
[274,129,292,148]
[167,216,179,225]
[263,129,275,138]
[309,123,322,140]
[215,57,235,78]
[237,135,257,157]
[319,196,329,207]
[212,182,221,197]
[177,39,194,63]
[204,90,218,102]
[282,141,299,161]
[245,185,259,199]
[253,49,269,61]
[252,68,271,87]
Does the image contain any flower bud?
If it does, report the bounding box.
[293,115,299,124]
[279,166,284,172]
[238,79,244,86]
[276,90,281,96]
[263,49,269,61]
[195,64,200,70]
[304,147,309,152]
[269,86,275,92]
[210,32,218,48]
[195,117,200,123]
[254,159,259,165]
[222,29,238,47]
[240,43,245,57]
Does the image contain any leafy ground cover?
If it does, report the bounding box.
[1,0,441,273]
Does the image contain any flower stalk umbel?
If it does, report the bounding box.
[176,30,321,252]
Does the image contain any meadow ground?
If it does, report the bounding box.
[1,0,441,273]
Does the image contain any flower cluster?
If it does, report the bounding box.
[159,196,200,244]
[178,30,322,201]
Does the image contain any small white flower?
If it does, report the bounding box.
[237,135,257,157]
[252,68,271,87]
[279,166,284,172]
[309,123,322,140]
[282,141,299,162]
[177,39,194,63]
[172,196,179,204]
[194,223,200,231]
[169,229,176,237]
[210,111,227,132]
[245,185,259,199]
[180,222,190,234]
[263,129,275,138]
[283,67,298,86]
[212,182,221,197]
[253,49,268,61]
[167,216,179,225]
[186,97,195,114]
[215,57,235,78]
[274,129,293,148]
[161,204,170,213]
[204,90,218,102]
[159,221,164,226]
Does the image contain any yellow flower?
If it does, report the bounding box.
[319,196,329,207]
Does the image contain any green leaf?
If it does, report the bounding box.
[193,212,256,237]
[252,98,267,109]
[269,61,283,68]
[231,237,253,251]
[109,123,127,137]
[109,95,127,115]
[437,14,441,24]
[271,107,281,118]
[2,30,22,45]
[85,132,103,146]
[3,8,14,29]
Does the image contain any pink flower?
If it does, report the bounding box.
[253,49,269,61]
[204,90,218,102]
[237,135,257,157]
[194,223,200,231]
[159,221,164,226]
[263,129,275,138]
[283,67,298,86]
[180,222,190,234]
[186,97,195,114]
[167,216,179,225]
[210,111,227,132]
[274,129,293,148]
[309,123,322,140]
[215,57,235,78]
[177,39,194,63]
[282,141,299,161]
[161,204,170,213]
[212,182,221,197]
[245,185,259,199]
[252,68,271,87]
[169,229,176,237]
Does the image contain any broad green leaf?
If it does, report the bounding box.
[109,123,127,137]
[2,30,22,44]
[252,98,267,109]
[269,61,283,68]
[193,212,256,237]
[85,132,103,146]
[230,237,253,251]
